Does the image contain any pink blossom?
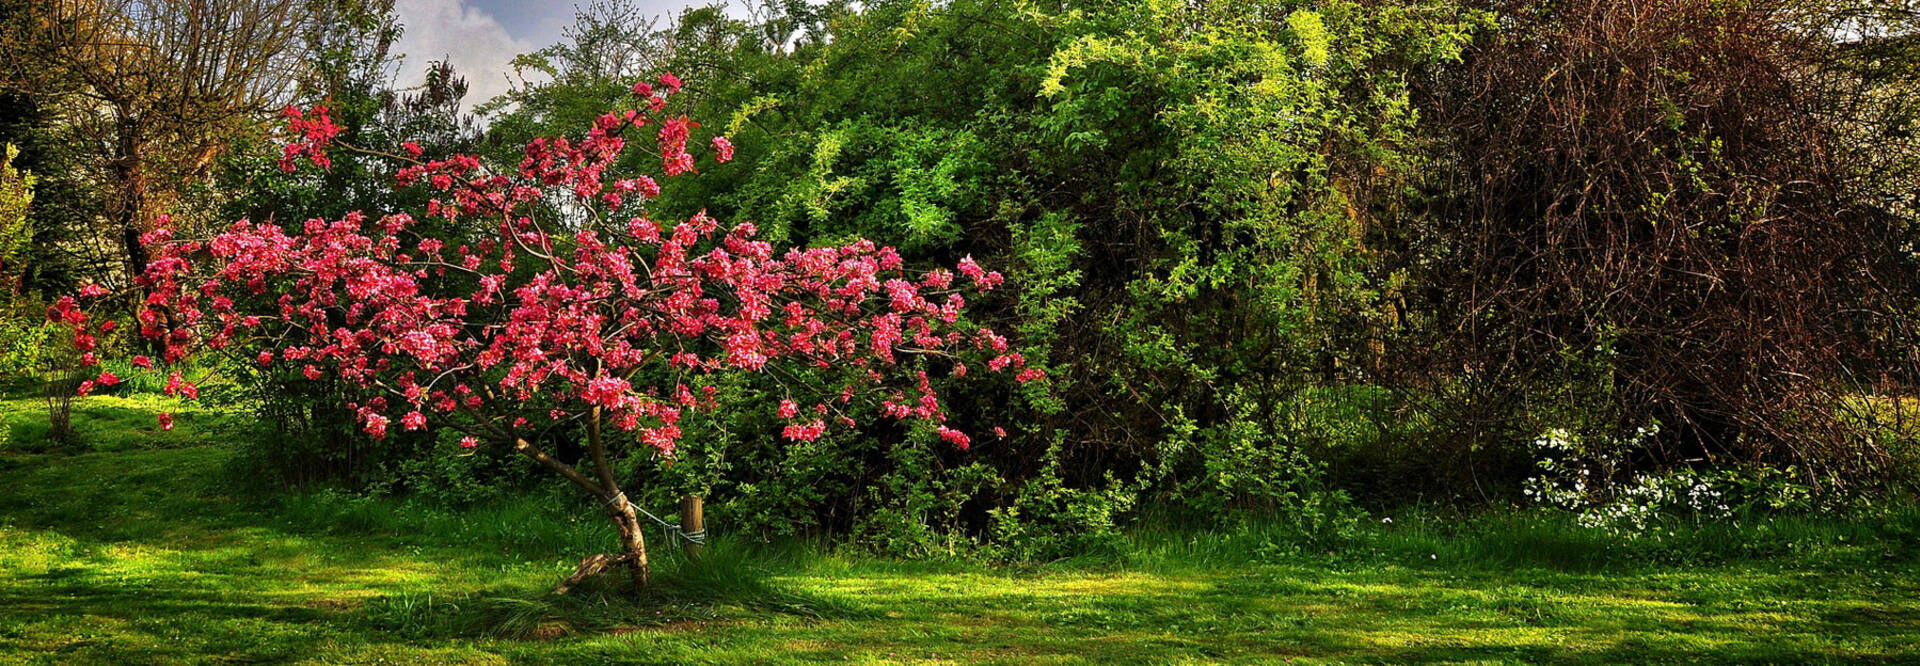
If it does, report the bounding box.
[361,411,390,440]
[164,372,199,400]
[781,420,825,442]
[937,426,970,450]
[54,72,1039,508]
[581,375,632,407]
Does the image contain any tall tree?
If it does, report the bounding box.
[3,0,317,284]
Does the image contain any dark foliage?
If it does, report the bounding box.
[1406,0,1920,488]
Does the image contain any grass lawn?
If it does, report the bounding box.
[2,396,1919,664]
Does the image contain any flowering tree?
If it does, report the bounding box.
[50,73,1041,590]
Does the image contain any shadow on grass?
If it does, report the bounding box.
[361,541,874,641]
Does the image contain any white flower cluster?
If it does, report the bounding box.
[1521,423,1733,535]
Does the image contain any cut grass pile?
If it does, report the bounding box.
[0,396,1917,663]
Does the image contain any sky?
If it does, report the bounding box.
[389,0,714,110]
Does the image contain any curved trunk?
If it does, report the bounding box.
[553,494,650,594]
[518,407,651,595]
[607,492,651,586]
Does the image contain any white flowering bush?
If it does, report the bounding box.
[1522,424,1745,534]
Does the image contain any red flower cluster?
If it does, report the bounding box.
[280,105,342,172]
[55,73,1040,461]
[658,115,698,176]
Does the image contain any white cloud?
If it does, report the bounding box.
[392,0,537,112]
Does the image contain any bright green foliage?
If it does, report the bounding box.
[1024,0,1478,530]
[0,88,93,296]
[1031,0,1477,513]
[0,143,42,384]
[0,143,31,280]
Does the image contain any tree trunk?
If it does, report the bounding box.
[110,113,149,283]
[607,492,651,586]
[552,495,651,595]
[530,406,654,596]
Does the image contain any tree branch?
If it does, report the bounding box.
[513,436,608,499]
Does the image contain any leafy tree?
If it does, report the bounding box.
[0,87,97,296]
[3,0,324,282]
[1025,0,1477,510]
[0,141,50,384]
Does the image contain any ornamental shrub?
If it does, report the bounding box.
[54,72,1042,589]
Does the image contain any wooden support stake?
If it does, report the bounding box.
[679,495,705,558]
